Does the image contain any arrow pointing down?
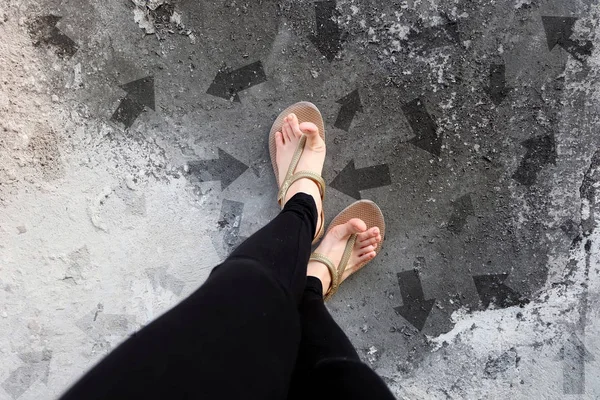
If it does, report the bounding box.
[394,270,435,331]
[334,89,363,131]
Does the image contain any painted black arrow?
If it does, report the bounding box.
[556,333,595,394]
[406,21,459,52]
[111,76,155,129]
[512,134,556,186]
[309,1,345,61]
[447,194,474,234]
[2,350,52,399]
[330,160,391,199]
[188,148,249,190]
[473,273,528,309]
[484,64,510,105]
[206,61,267,102]
[394,270,435,331]
[28,15,78,57]
[402,98,442,157]
[334,89,363,131]
[542,16,593,63]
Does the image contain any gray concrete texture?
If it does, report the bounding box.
[0,0,599,398]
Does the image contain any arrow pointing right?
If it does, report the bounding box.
[473,273,528,309]
[187,148,249,190]
[542,16,593,63]
[330,160,391,200]
[394,270,435,331]
[556,333,595,394]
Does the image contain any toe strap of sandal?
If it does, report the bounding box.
[310,233,357,301]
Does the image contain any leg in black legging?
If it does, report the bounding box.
[288,277,396,400]
[60,193,317,400]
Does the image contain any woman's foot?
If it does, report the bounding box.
[275,113,326,225]
[307,218,382,295]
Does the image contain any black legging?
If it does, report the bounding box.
[60,193,395,399]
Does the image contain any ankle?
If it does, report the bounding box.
[307,261,331,295]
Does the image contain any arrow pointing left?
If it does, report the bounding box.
[394,270,435,331]
[187,148,249,190]
[206,61,267,102]
[2,350,52,399]
[330,160,391,200]
[111,76,156,129]
[28,15,78,57]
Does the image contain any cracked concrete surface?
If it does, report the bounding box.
[1,0,599,398]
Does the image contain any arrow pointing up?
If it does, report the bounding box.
[334,89,363,131]
[484,64,511,105]
[28,15,78,57]
[188,148,249,190]
[206,61,267,102]
[330,160,391,199]
[309,1,345,61]
[111,76,155,129]
[556,333,595,394]
[394,270,435,331]
[473,273,528,309]
[542,16,593,63]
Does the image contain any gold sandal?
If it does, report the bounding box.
[269,102,326,243]
[310,200,386,300]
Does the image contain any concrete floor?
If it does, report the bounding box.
[1,0,599,398]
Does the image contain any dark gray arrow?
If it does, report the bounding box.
[187,148,249,190]
[212,199,248,259]
[334,89,363,131]
[111,76,155,129]
[448,194,474,234]
[309,1,345,61]
[484,64,510,105]
[542,16,593,63]
[406,21,459,52]
[330,160,391,199]
[28,15,78,57]
[556,333,594,394]
[512,134,556,186]
[206,61,267,102]
[394,270,435,331]
[2,350,52,399]
[473,274,528,309]
[402,98,442,156]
